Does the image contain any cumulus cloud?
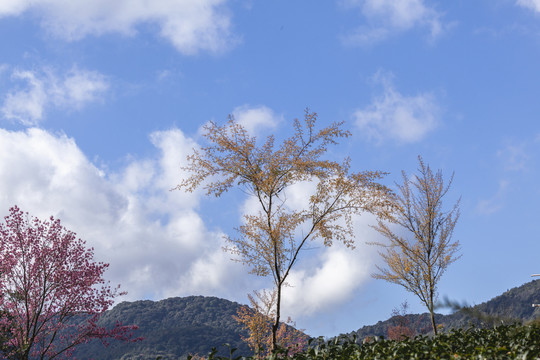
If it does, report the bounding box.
[517,0,540,13]
[0,101,387,317]
[353,71,439,143]
[1,66,109,125]
[342,0,445,45]
[232,105,282,137]
[282,247,368,316]
[281,214,381,317]
[238,176,381,317]
[0,0,235,55]
[0,127,248,302]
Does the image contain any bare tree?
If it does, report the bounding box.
[176,110,394,349]
[370,156,460,335]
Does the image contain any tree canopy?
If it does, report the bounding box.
[0,206,138,359]
[370,157,460,335]
[177,110,394,349]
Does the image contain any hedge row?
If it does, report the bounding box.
[193,323,540,360]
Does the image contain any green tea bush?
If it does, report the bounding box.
[192,323,540,360]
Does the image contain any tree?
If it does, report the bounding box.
[177,110,394,349]
[233,290,307,358]
[370,156,460,335]
[234,290,273,359]
[0,206,139,360]
[387,301,415,341]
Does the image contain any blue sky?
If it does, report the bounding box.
[1,0,540,338]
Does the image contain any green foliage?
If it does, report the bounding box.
[197,324,540,360]
[75,296,253,359]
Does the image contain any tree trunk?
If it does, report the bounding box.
[428,275,438,336]
[429,309,438,336]
[429,287,438,335]
[271,284,282,351]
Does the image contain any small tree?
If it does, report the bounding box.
[370,156,460,335]
[234,291,273,359]
[387,301,415,341]
[234,289,307,358]
[177,110,393,349]
[0,206,139,359]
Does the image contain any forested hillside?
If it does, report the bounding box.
[75,296,252,360]
[350,279,540,340]
[74,280,540,359]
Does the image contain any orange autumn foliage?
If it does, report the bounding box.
[387,301,415,341]
[370,157,460,336]
[177,110,394,349]
[233,290,307,359]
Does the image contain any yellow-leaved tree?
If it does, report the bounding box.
[370,156,460,335]
[176,110,394,349]
[233,289,307,358]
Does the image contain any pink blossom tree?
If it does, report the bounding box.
[0,206,139,360]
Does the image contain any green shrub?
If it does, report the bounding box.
[193,323,540,360]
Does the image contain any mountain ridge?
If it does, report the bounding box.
[348,279,540,340]
[75,280,540,359]
[75,295,252,360]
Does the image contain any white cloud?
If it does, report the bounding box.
[0,126,248,303]
[240,179,318,220]
[342,0,445,45]
[2,71,47,125]
[476,180,509,216]
[0,0,236,55]
[232,105,282,137]
[497,141,529,171]
[60,69,109,107]
[238,177,382,317]
[353,72,439,143]
[281,214,381,317]
[1,66,109,125]
[0,1,27,16]
[517,0,540,13]
[282,247,369,316]
[0,111,387,318]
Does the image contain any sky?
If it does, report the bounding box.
[1,0,540,338]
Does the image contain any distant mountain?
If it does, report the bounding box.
[74,280,540,359]
[75,296,252,360]
[348,279,540,340]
